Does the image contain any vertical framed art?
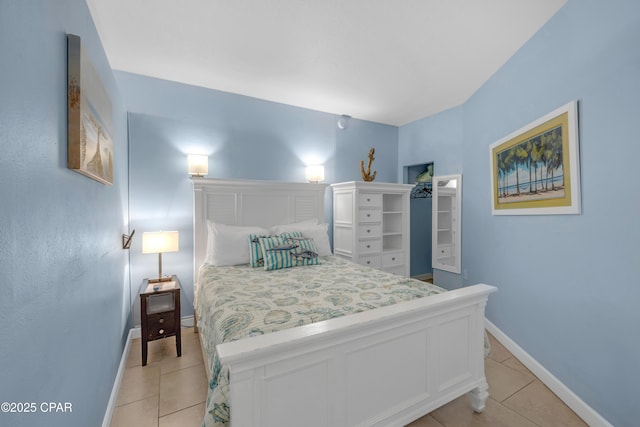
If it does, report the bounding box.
[67,34,114,185]
[490,101,581,215]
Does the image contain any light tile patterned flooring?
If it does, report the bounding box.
[110,328,207,427]
[111,328,587,427]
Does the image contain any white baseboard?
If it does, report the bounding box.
[102,315,196,426]
[181,315,195,328]
[485,319,612,427]
[102,328,134,427]
[130,327,141,340]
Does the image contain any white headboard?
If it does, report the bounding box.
[192,178,328,278]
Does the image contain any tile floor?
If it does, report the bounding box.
[110,328,207,427]
[407,333,587,427]
[111,328,587,427]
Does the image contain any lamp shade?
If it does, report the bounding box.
[188,154,208,177]
[305,165,325,183]
[142,231,179,254]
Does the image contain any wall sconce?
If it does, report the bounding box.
[337,115,351,130]
[188,154,208,177]
[142,231,179,283]
[305,165,325,183]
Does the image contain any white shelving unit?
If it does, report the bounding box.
[332,181,413,276]
[432,174,462,274]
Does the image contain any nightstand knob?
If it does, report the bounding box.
[159,318,164,324]
[366,261,371,265]
[159,329,165,334]
[367,213,371,217]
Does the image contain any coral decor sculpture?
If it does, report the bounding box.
[360,148,377,182]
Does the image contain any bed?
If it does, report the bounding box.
[192,178,496,427]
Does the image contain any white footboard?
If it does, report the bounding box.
[217,283,496,427]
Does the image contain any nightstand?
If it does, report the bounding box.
[140,276,181,366]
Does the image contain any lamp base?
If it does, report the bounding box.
[148,276,173,284]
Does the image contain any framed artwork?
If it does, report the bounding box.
[489,101,580,215]
[67,34,114,185]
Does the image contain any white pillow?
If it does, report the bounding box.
[206,222,268,266]
[304,223,332,257]
[271,220,332,257]
[270,218,317,232]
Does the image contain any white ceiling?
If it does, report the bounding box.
[87,0,566,126]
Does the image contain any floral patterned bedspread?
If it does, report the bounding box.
[195,256,448,427]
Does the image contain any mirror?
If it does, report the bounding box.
[432,174,462,274]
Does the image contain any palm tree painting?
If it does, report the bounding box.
[495,125,564,202]
[490,102,581,215]
[67,34,114,185]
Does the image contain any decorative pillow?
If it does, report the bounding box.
[259,235,320,271]
[249,231,302,268]
[206,222,268,266]
[271,221,332,256]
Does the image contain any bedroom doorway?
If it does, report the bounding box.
[403,162,434,279]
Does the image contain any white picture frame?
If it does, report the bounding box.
[489,101,581,215]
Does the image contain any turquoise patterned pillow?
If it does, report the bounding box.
[258,234,320,271]
[249,232,302,267]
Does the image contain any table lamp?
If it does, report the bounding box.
[142,231,179,282]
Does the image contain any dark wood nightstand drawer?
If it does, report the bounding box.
[146,292,175,314]
[146,312,176,339]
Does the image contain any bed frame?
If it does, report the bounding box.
[192,178,496,427]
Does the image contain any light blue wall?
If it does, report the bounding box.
[398,106,464,285]
[398,106,463,177]
[400,1,640,425]
[0,1,129,426]
[115,72,399,319]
